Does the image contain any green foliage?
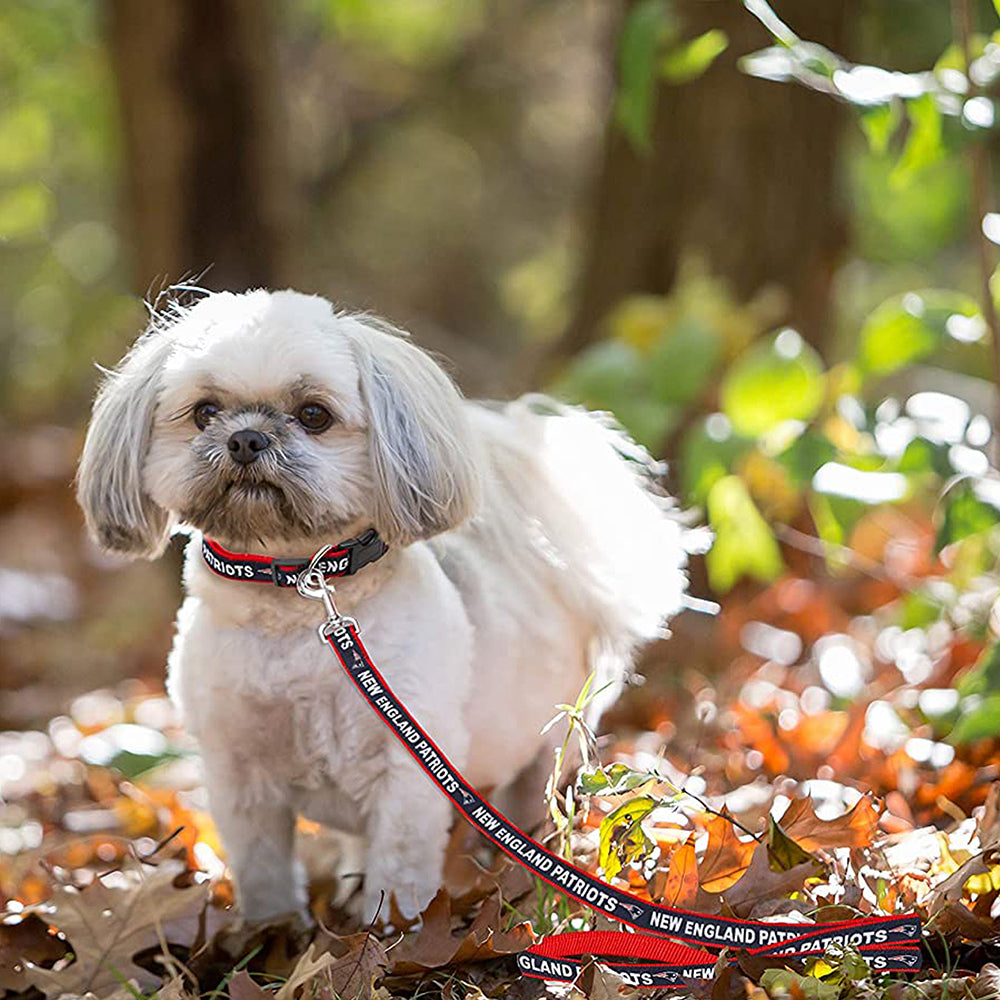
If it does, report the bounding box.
[597,794,656,881]
[706,475,784,592]
[659,29,728,84]
[857,290,981,376]
[613,1,728,150]
[615,0,675,151]
[720,331,825,436]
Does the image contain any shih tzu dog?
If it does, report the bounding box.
[76,289,688,926]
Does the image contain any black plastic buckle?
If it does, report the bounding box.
[271,556,308,587]
[349,528,389,573]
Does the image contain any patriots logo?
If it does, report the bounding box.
[897,954,919,968]
[617,902,644,920]
[653,971,681,983]
[458,790,475,805]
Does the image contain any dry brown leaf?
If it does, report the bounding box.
[323,933,387,1000]
[227,969,270,1000]
[931,901,998,942]
[926,850,996,914]
[648,838,721,915]
[0,912,68,992]
[24,861,209,997]
[699,810,756,892]
[574,956,643,1000]
[778,793,881,852]
[977,782,1000,849]
[720,844,817,918]
[654,838,699,906]
[274,943,336,1000]
[970,964,1000,999]
[389,889,534,975]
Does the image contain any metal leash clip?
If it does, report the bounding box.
[295,544,360,641]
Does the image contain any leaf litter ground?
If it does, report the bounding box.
[2,558,1000,1000]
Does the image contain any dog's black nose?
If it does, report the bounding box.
[227,429,270,465]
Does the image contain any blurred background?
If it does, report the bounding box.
[3,0,1000,860]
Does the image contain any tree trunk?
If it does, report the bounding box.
[555,0,854,365]
[108,0,293,295]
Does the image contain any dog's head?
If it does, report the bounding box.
[76,290,481,556]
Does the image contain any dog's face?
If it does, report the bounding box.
[77,290,481,555]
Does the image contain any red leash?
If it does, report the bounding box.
[312,616,922,986]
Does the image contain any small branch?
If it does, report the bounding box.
[772,522,922,593]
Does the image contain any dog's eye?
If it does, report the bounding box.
[193,401,221,430]
[296,403,334,433]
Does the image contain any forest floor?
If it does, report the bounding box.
[2,595,1000,1000]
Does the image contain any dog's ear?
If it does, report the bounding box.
[347,317,481,546]
[76,330,173,558]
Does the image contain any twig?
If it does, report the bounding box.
[773,522,923,593]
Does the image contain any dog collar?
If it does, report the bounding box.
[200,528,388,587]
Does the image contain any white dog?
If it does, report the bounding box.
[76,289,687,925]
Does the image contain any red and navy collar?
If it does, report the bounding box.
[201,528,388,587]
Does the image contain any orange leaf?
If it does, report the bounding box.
[648,838,704,909]
[734,703,790,775]
[779,794,881,852]
[699,809,756,892]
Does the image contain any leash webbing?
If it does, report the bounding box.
[318,622,924,986]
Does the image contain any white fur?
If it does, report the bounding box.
[76,289,688,924]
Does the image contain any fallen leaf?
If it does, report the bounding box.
[721,844,818,918]
[389,889,534,975]
[767,817,817,871]
[926,849,997,914]
[274,943,336,1000]
[654,838,699,906]
[0,913,68,992]
[778,794,881,852]
[228,969,270,1000]
[699,810,756,892]
[324,933,388,1000]
[24,861,209,997]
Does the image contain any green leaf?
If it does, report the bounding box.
[995,0,1000,24]
[648,317,722,406]
[578,762,656,796]
[680,420,752,505]
[598,795,657,881]
[859,101,901,157]
[949,694,1000,744]
[760,968,841,1000]
[553,341,676,449]
[614,0,675,151]
[720,331,825,436]
[767,817,817,871]
[891,94,943,189]
[956,642,1000,698]
[937,479,1000,550]
[857,290,980,376]
[0,104,53,176]
[898,436,952,477]
[109,747,187,780]
[554,339,645,407]
[660,29,728,84]
[777,430,836,486]
[705,475,784,592]
[0,181,54,241]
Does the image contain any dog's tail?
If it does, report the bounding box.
[468,394,690,661]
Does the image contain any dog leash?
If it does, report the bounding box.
[213,541,925,986]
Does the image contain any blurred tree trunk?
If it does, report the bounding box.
[555,0,854,365]
[108,0,293,294]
